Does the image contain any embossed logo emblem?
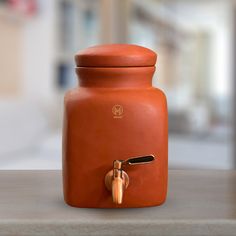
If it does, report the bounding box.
[112,105,123,118]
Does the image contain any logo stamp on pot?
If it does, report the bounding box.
[112,105,123,118]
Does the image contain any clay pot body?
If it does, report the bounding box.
[63,44,168,208]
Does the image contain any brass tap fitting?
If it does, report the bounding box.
[105,155,155,204]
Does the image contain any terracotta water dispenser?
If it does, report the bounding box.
[62,44,168,208]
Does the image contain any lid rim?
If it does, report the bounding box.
[75,44,157,68]
[75,65,156,68]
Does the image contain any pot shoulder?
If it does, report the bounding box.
[64,87,167,110]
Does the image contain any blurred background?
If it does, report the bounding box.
[0,0,234,169]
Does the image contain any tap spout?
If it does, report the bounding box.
[112,170,124,204]
[105,160,129,205]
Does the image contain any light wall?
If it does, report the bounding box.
[0,15,22,96]
[21,0,57,104]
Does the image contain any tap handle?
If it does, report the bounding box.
[123,155,155,166]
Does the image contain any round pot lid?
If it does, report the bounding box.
[75,44,157,67]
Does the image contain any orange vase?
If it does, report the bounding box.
[63,44,168,208]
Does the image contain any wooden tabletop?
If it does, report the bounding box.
[1,170,236,236]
